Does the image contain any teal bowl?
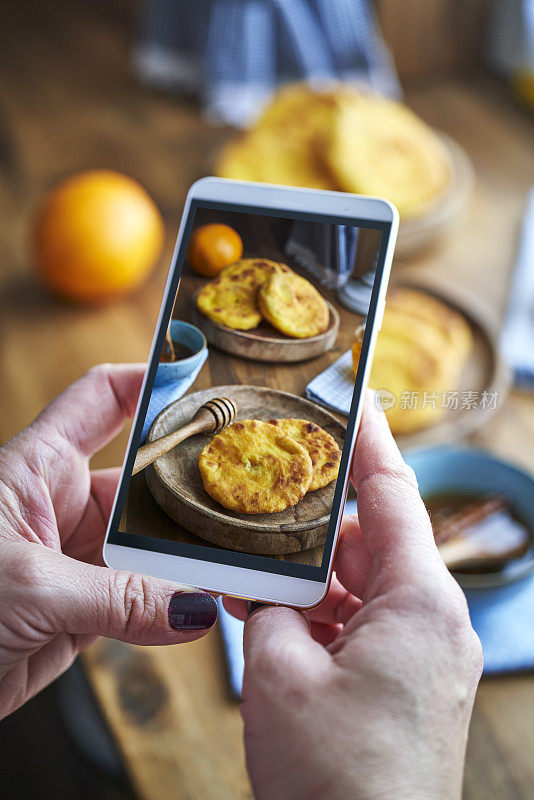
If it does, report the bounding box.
[154,320,207,386]
[402,445,534,589]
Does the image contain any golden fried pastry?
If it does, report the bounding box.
[214,84,343,190]
[352,288,472,435]
[199,419,313,514]
[323,94,452,218]
[196,258,289,330]
[215,129,336,191]
[267,418,341,490]
[215,82,452,219]
[258,272,330,338]
[387,287,472,365]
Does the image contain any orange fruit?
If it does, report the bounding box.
[187,223,243,278]
[35,169,165,302]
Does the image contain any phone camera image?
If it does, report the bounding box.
[110,192,392,585]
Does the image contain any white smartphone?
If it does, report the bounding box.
[103,178,398,608]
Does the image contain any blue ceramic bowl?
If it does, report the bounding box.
[154,320,207,386]
[402,445,534,589]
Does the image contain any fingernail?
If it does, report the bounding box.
[168,592,218,631]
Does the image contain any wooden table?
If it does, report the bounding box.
[1,3,534,798]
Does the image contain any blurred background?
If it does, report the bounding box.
[1,1,534,798]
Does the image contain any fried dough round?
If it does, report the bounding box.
[267,418,341,491]
[352,288,473,435]
[199,419,313,514]
[387,287,472,365]
[214,84,344,190]
[196,258,289,330]
[323,94,452,218]
[258,272,330,338]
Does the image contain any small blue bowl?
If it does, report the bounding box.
[154,320,207,386]
[402,445,534,589]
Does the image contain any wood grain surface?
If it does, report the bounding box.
[139,385,345,555]
[1,2,534,798]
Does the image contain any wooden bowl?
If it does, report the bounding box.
[192,292,340,363]
[145,385,346,555]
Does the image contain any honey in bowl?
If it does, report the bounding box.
[171,342,195,362]
[155,320,207,385]
[161,340,195,363]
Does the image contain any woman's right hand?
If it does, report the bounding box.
[225,396,483,800]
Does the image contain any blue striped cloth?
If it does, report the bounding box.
[135,0,400,126]
[305,349,354,415]
[285,222,358,288]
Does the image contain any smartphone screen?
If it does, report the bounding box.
[106,195,391,586]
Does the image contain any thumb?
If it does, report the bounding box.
[243,606,329,693]
[36,548,218,645]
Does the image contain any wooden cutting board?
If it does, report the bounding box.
[145,385,346,555]
[192,292,340,363]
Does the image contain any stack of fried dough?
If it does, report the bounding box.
[352,287,473,435]
[199,417,342,514]
[215,83,452,219]
[196,257,330,339]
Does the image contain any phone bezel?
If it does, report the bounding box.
[103,178,398,608]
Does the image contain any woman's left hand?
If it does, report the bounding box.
[0,364,218,720]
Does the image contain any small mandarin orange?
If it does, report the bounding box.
[187,223,243,278]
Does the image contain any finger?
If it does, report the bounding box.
[351,392,445,594]
[33,547,218,645]
[310,621,342,647]
[91,467,122,519]
[243,606,329,689]
[222,595,249,622]
[1,633,91,718]
[332,514,372,600]
[304,575,362,625]
[62,469,121,564]
[33,363,145,458]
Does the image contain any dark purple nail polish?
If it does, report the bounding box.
[168,592,217,631]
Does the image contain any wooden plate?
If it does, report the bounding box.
[391,272,512,450]
[145,385,346,555]
[192,291,340,363]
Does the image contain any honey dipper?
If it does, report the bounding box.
[132,397,237,476]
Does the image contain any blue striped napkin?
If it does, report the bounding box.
[135,0,401,127]
[285,223,359,289]
[305,350,354,416]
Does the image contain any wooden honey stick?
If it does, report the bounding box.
[132,397,237,476]
[160,326,175,362]
[438,520,530,571]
